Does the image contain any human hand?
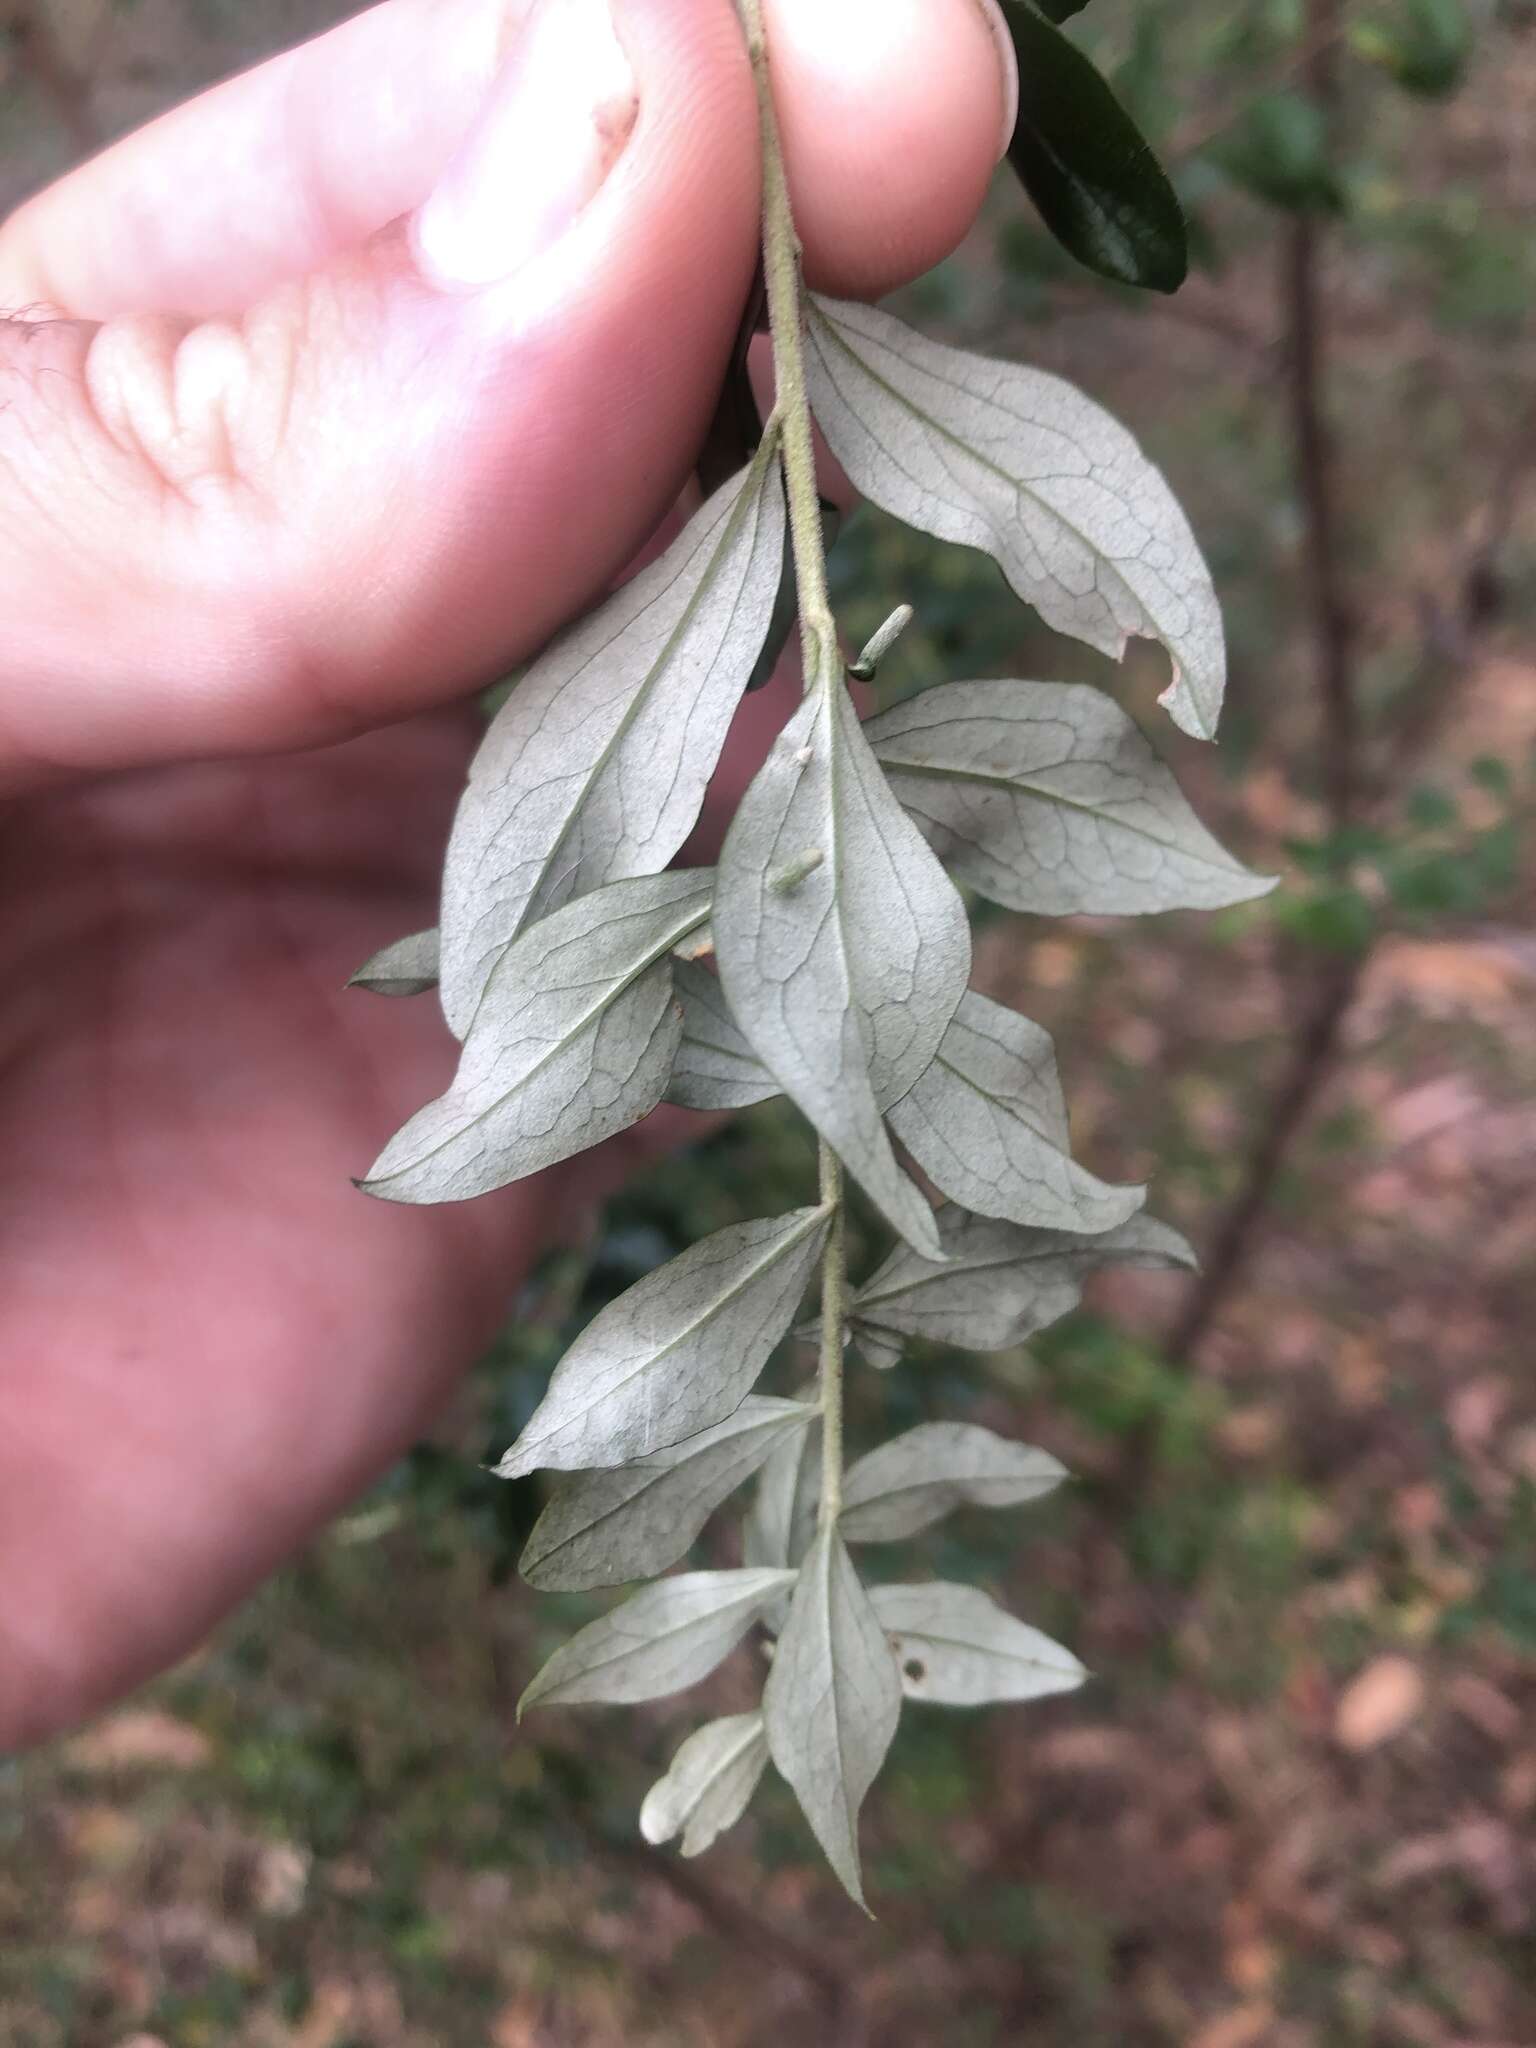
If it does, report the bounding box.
[0,0,1015,1748]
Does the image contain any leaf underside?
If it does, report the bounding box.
[871,1582,1088,1707]
[520,1568,794,1714]
[499,1207,829,1477]
[805,297,1225,741]
[361,872,710,1205]
[714,679,970,1258]
[348,927,440,997]
[886,989,1146,1233]
[850,1205,1198,1357]
[763,1524,902,1909]
[840,1421,1067,1543]
[438,449,786,1036]
[868,680,1273,917]
[520,1398,815,1590]
[640,1712,771,1858]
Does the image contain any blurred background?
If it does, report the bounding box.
[2,2,1534,2043]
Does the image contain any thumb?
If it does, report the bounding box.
[0,0,759,788]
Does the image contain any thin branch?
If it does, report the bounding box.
[1167,952,1363,1364]
[739,0,850,1537]
[1155,0,1361,1382]
[1286,1,1356,839]
[592,1827,855,2029]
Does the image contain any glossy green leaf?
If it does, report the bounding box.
[999,2,1187,292]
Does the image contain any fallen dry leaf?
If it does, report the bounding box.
[64,1709,211,1772]
[1335,1656,1425,1753]
[1189,2004,1275,2048]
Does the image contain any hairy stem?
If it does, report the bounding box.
[740,0,847,1530]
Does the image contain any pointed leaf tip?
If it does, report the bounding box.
[500,1209,829,1478]
[519,1569,794,1714]
[762,1524,901,1907]
[363,873,708,1205]
[869,682,1271,917]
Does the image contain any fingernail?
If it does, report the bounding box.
[973,0,1020,161]
[415,0,638,289]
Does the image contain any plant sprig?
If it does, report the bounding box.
[349,3,1271,1906]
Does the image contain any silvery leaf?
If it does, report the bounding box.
[348,927,440,997]
[887,991,1145,1233]
[840,1422,1067,1544]
[519,1568,794,1715]
[715,681,970,1259]
[439,447,786,1035]
[871,1583,1087,1707]
[362,872,709,1205]
[742,1389,821,1632]
[639,1712,770,1858]
[805,297,1226,741]
[763,1523,902,1909]
[520,1398,815,1591]
[665,960,779,1113]
[868,681,1273,915]
[742,1405,822,1574]
[498,1207,830,1477]
[851,1206,1197,1356]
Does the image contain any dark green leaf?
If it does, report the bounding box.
[999,2,1187,292]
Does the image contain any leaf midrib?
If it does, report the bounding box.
[809,303,1137,597]
[520,1211,829,1460]
[527,1407,812,1574]
[874,750,1241,871]
[376,888,710,1184]
[515,433,782,942]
